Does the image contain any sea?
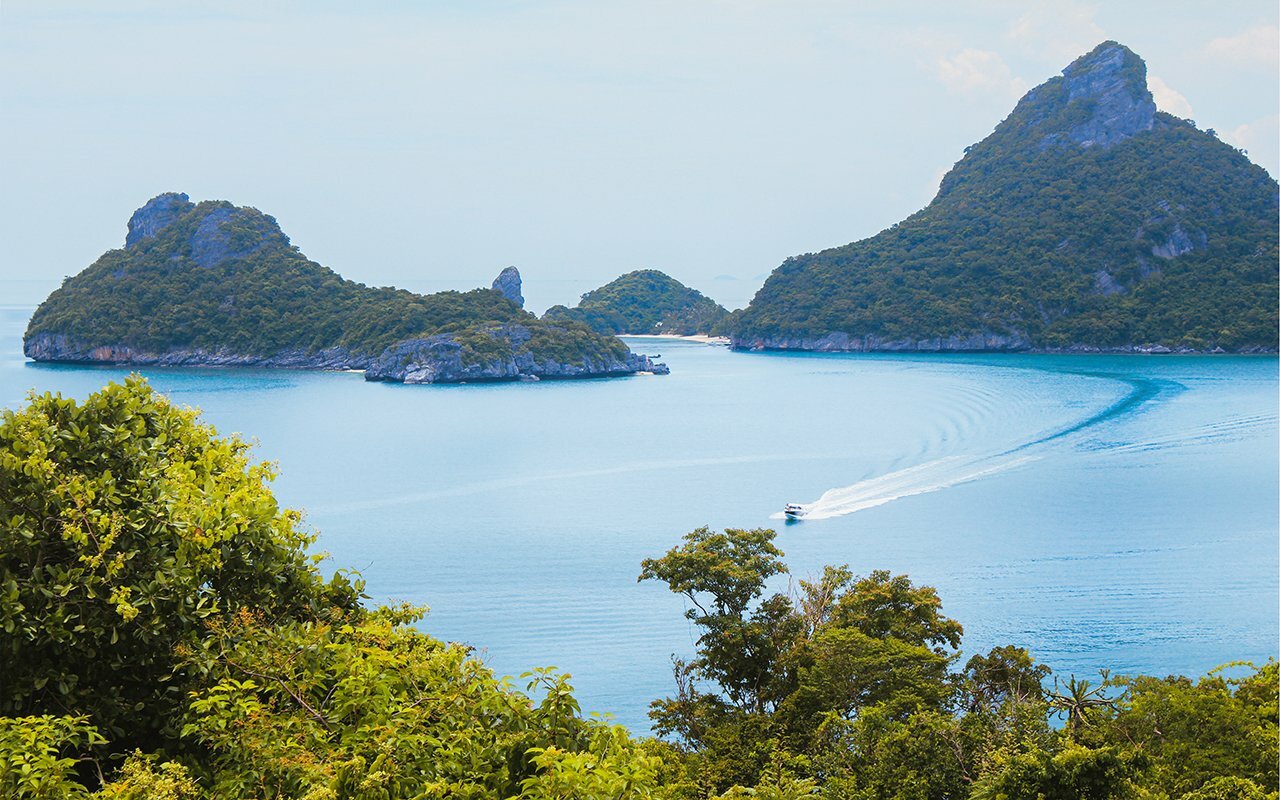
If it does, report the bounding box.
[2,303,1277,731]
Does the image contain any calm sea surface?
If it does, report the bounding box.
[2,304,1277,731]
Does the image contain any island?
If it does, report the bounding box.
[543,269,728,336]
[23,195,668,383]
[729,42,1279,354]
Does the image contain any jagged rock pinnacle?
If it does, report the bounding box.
[492,266,523,307]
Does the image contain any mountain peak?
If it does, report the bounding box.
[1020,40,1156,148]
[125,192,193,248]
[1062,41,1145,95]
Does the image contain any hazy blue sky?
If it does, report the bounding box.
[2,1,1276,311]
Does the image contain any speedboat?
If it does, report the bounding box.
[784,503,806,519]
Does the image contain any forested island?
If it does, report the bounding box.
[1,378,1275,798]
[22,194,667,384]
[729,42,1280,354]
[23,42,1279,369]
[544,270,728,336]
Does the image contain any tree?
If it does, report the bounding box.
[1084,661,1279,796]
[0,379,670,797]
[1048,675,1118,737]
[827,570,963,653]
[639,527,799,715]
[962,645,1052,713]
[641,532,971,792]
[0,377,363,755]
[970,743,1141,800]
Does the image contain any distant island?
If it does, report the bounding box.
[543,269,728,336]
[729,42,1279,354]
[23,195,667,383]
[23,43,1278,366]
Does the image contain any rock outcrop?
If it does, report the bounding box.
[365,324,668,384]
[125,192,194,247]
[727,331,1262,355]
[23,332,370,370]
[491,266,524,307]
[731,331,1031,353]
[1034,42,1157,148]
[188,205,288,268]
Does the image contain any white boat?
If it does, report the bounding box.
[784,503,806,519]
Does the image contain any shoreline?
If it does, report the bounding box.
[620,333,730,344]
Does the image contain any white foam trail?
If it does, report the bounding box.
[775,455,1037,521]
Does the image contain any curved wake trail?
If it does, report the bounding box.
[772,455,1039,521]
[782,370,1179,522]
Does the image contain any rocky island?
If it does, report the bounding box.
[730,42,1279,354]
[544,269,727,336]
[24,194,667,383]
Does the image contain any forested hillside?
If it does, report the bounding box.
[731,42,1279,353]
[545,270,727,336]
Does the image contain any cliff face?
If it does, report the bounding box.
[1035,42,1156,148]
[731,41,1279,353]
[124,192,194,247]
[25,196,668,382]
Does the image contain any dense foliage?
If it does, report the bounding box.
[732,44,1279,351]
[638,527,1279,799]
[0,383,1275,798]
[0,377,362,755]
[24,199,629,368]
[0,379,665,798]
[544,270,727,336]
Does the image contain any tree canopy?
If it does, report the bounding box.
[0,385,1274,798]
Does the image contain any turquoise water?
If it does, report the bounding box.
[2,304,1277,731]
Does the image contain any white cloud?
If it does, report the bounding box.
[936,48,1027,99]
[1148,75,1193,119]
[1007,2,1106,63]
[1206,25,1280,68]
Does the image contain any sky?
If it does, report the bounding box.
[1,1,1277,312]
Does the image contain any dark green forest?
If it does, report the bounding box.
[731,44,1279,352]
[544,271,728,337]
[2,379,1275,799]
[23,200,622,368]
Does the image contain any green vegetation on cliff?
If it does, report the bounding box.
[544,270,728,336]
[732,42,1279,352]
[2,380,1274,798]
[23,195,627,372]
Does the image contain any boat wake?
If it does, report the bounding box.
[771,455,1038,521]
[777,371,1180,522]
